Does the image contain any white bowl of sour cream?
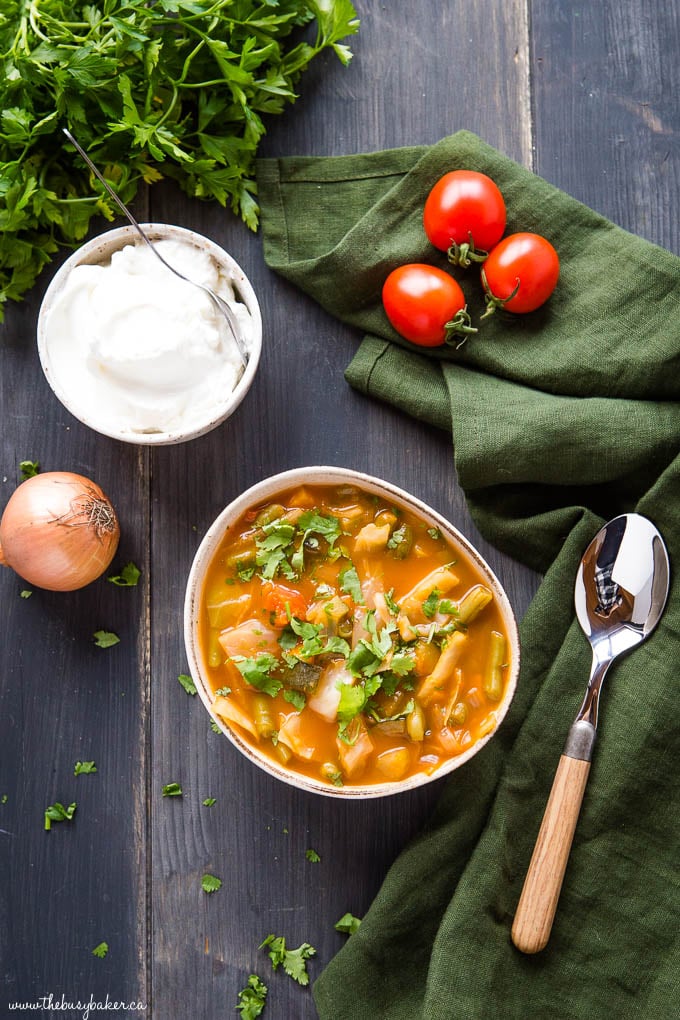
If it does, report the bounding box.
[37,223,262,444]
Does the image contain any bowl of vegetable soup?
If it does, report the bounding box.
[184,467,520,798]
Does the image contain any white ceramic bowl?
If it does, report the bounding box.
[185,466,521,799]
[37,223,262,445]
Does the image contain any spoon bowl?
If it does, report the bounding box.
[512,512,670,954]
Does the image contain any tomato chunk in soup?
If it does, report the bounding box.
[199,485,511,788]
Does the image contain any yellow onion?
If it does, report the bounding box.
[0,471,120,591]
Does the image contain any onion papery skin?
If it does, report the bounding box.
[0,471,120,591]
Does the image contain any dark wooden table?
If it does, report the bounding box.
[2,2,678,1017]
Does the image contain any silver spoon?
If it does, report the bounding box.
[62,127,249,371]
[512,512,670,954]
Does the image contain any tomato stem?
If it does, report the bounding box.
[444,305,478,348]
[479,268,520,320]
[447,232,489,268]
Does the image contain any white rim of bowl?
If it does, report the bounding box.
[36,223,262,446]
[184,466,521,799]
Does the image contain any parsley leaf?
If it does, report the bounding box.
[0,3,359,321]
[44,801,76,831]
[201,873,222,894]
[162,782,182,797]
[92,942,109,959]
[74,761,97,776]
[107,562,141,587]
[260,934,316,986]
[334,912,362,935]
[178,673,197,696]
[236,974,267,1019]
[305,848,321,863]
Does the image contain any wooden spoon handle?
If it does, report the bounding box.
[511,753,591,954]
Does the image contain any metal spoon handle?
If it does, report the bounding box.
[62,127,248,368]
[62,128,152,248]
[511,753,591,954]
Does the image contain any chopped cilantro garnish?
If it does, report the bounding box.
[387,525,408,550]
[389,650,416,677]
[422,588,441,619]
[178,673,197,696]
[1,794,7,804]
[256,519,297,580]
[201,873,222,894]
[44,801,76,831]
[107,562,141,587]
[315,583,335,598]
[93,630,120,649]
[92,942,108,959]
[337,684,367,725]
[74,761,97,776]
[335,912,362,935]
[19,589,32,599]
[237,562,256,582]
[438,598,459,615]
[339,564,364,605]
[19,460,39,479]
[234,653,283,697]
[162,782,182,797]
[260,934,316,986]
[384,589,400,615]
[203,797,216,807]
[283,689,306,712]
[214,686,231,697]
[210,720,222,734]
[305,848,321,863]
[427,527,441,540]
[236,975,267,1019]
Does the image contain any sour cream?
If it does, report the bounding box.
[43,238,254,437]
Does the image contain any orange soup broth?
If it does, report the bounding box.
[198,484,511,787]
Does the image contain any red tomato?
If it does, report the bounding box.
[423,170,506,256]
[481,233,559,315]
[262,582,307,628]
[382,263,474,347]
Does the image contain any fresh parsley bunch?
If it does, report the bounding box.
[0,0,359,319]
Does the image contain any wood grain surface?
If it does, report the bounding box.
[1,1,678,1017]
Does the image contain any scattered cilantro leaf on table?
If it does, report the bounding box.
[20,589,32,599]
[19,460,39,479]
[107,562,141,587]
[260,934,316,986]
[305,848,321,863]
[0,0,359,321]
[236,974,267,1019]
[201,873,222,894]
[92,941,109,959]
[177,673,197,696]
[93,630,120,649]
[334,912,362,935]
[44,801,76,831]
[202,797,216,807]
[162,782,182,798]
[74,761,97,776]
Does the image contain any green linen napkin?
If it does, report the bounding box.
[256,132,680,1020]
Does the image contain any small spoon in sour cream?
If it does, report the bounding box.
[62,127,249,371]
